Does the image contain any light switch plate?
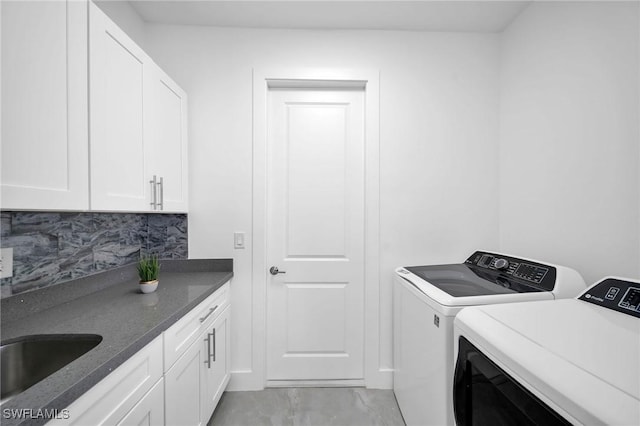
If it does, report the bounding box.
[1,248,14,278]
[234,232,245,249]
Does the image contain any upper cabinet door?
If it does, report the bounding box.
[145,67,189,212]
[89,1,150,211]
[1,0,89,210]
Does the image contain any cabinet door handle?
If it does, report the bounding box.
[199,305,218,323]
[204,332,212,368]
[149,175,157,209]
[212,328,216,363]
[156,176,164,210]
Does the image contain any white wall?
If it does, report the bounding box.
[499,1,640,285]
[144,25,500,387]
[96,0,640,389]
[93,0,147,49]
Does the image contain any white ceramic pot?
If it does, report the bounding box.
[139,279,158,294]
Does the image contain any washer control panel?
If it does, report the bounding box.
[579,278,640,318]
[512,263,549,284]
[465,251,556,291]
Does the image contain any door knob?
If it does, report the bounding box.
[269,266,286,275]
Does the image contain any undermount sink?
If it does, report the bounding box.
[1,334,102,403]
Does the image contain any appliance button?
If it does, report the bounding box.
[605,287,620,300]
[494,258,509,270]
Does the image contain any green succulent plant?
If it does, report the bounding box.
[137,255,160,282]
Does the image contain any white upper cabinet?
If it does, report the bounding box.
[1,0,188,213]
[89,2,150,211]
[89,1,188,212]
[145,67,189,212]
[1,0,89,210]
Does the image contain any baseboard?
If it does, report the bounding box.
[227,368,394,391]
[227,369,264,391]
[266,379,366,388]
[366,368,393,389]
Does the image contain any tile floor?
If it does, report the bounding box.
[208,388,406,426]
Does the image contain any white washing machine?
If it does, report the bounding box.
[453,277,640,426]
[393,251,586,426]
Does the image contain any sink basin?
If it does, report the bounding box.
[1,334,102,403]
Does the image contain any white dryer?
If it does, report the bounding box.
[453,277,640,426]
[393,251,586,426]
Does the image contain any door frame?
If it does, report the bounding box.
[247,68,383,389]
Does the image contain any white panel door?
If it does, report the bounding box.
[89,2,149,211]
[145,66,189,212]
[1,0,88,210]
[266,88,365,381]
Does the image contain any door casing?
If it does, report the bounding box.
[241,68,383,390]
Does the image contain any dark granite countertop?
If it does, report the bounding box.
[0,259,233,426]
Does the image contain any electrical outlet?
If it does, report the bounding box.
[234,232,245,249]
[1,248,14,278]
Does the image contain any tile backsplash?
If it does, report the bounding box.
[0,212,187,297]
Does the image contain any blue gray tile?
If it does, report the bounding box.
[1,212,11,237]
[0,212,188,297]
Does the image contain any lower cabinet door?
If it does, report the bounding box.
[117,378,164,426]
[165,333,205,426]
[201,306,231,421]
[47,336,163,426]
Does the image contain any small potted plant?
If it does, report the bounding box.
[137,255,160,294]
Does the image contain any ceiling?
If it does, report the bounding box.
[129,1,531,33]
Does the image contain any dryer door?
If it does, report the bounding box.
[453,337,571,426]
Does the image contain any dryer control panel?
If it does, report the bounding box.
[579,278,640,318]
[464,251,557,291]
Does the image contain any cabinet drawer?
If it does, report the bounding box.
[116,377,164,426]
[163,282,229,372]
[48,336,163,426]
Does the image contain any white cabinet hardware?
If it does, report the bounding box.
[200,305,219,323]
[156,176,164,210]
[150,175,158,209]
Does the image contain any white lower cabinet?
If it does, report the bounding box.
[165,289,231,426]
[117,378,165,426]
[48,336,163,426]
[47,282,231,426]
[165,331,205,426]
[202,308,231,418]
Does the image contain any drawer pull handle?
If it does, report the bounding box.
[150,175,157,209]
[204,332,212,368]
[157,176,164,210]
[199,305,219,323]
[212,328,216,363]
